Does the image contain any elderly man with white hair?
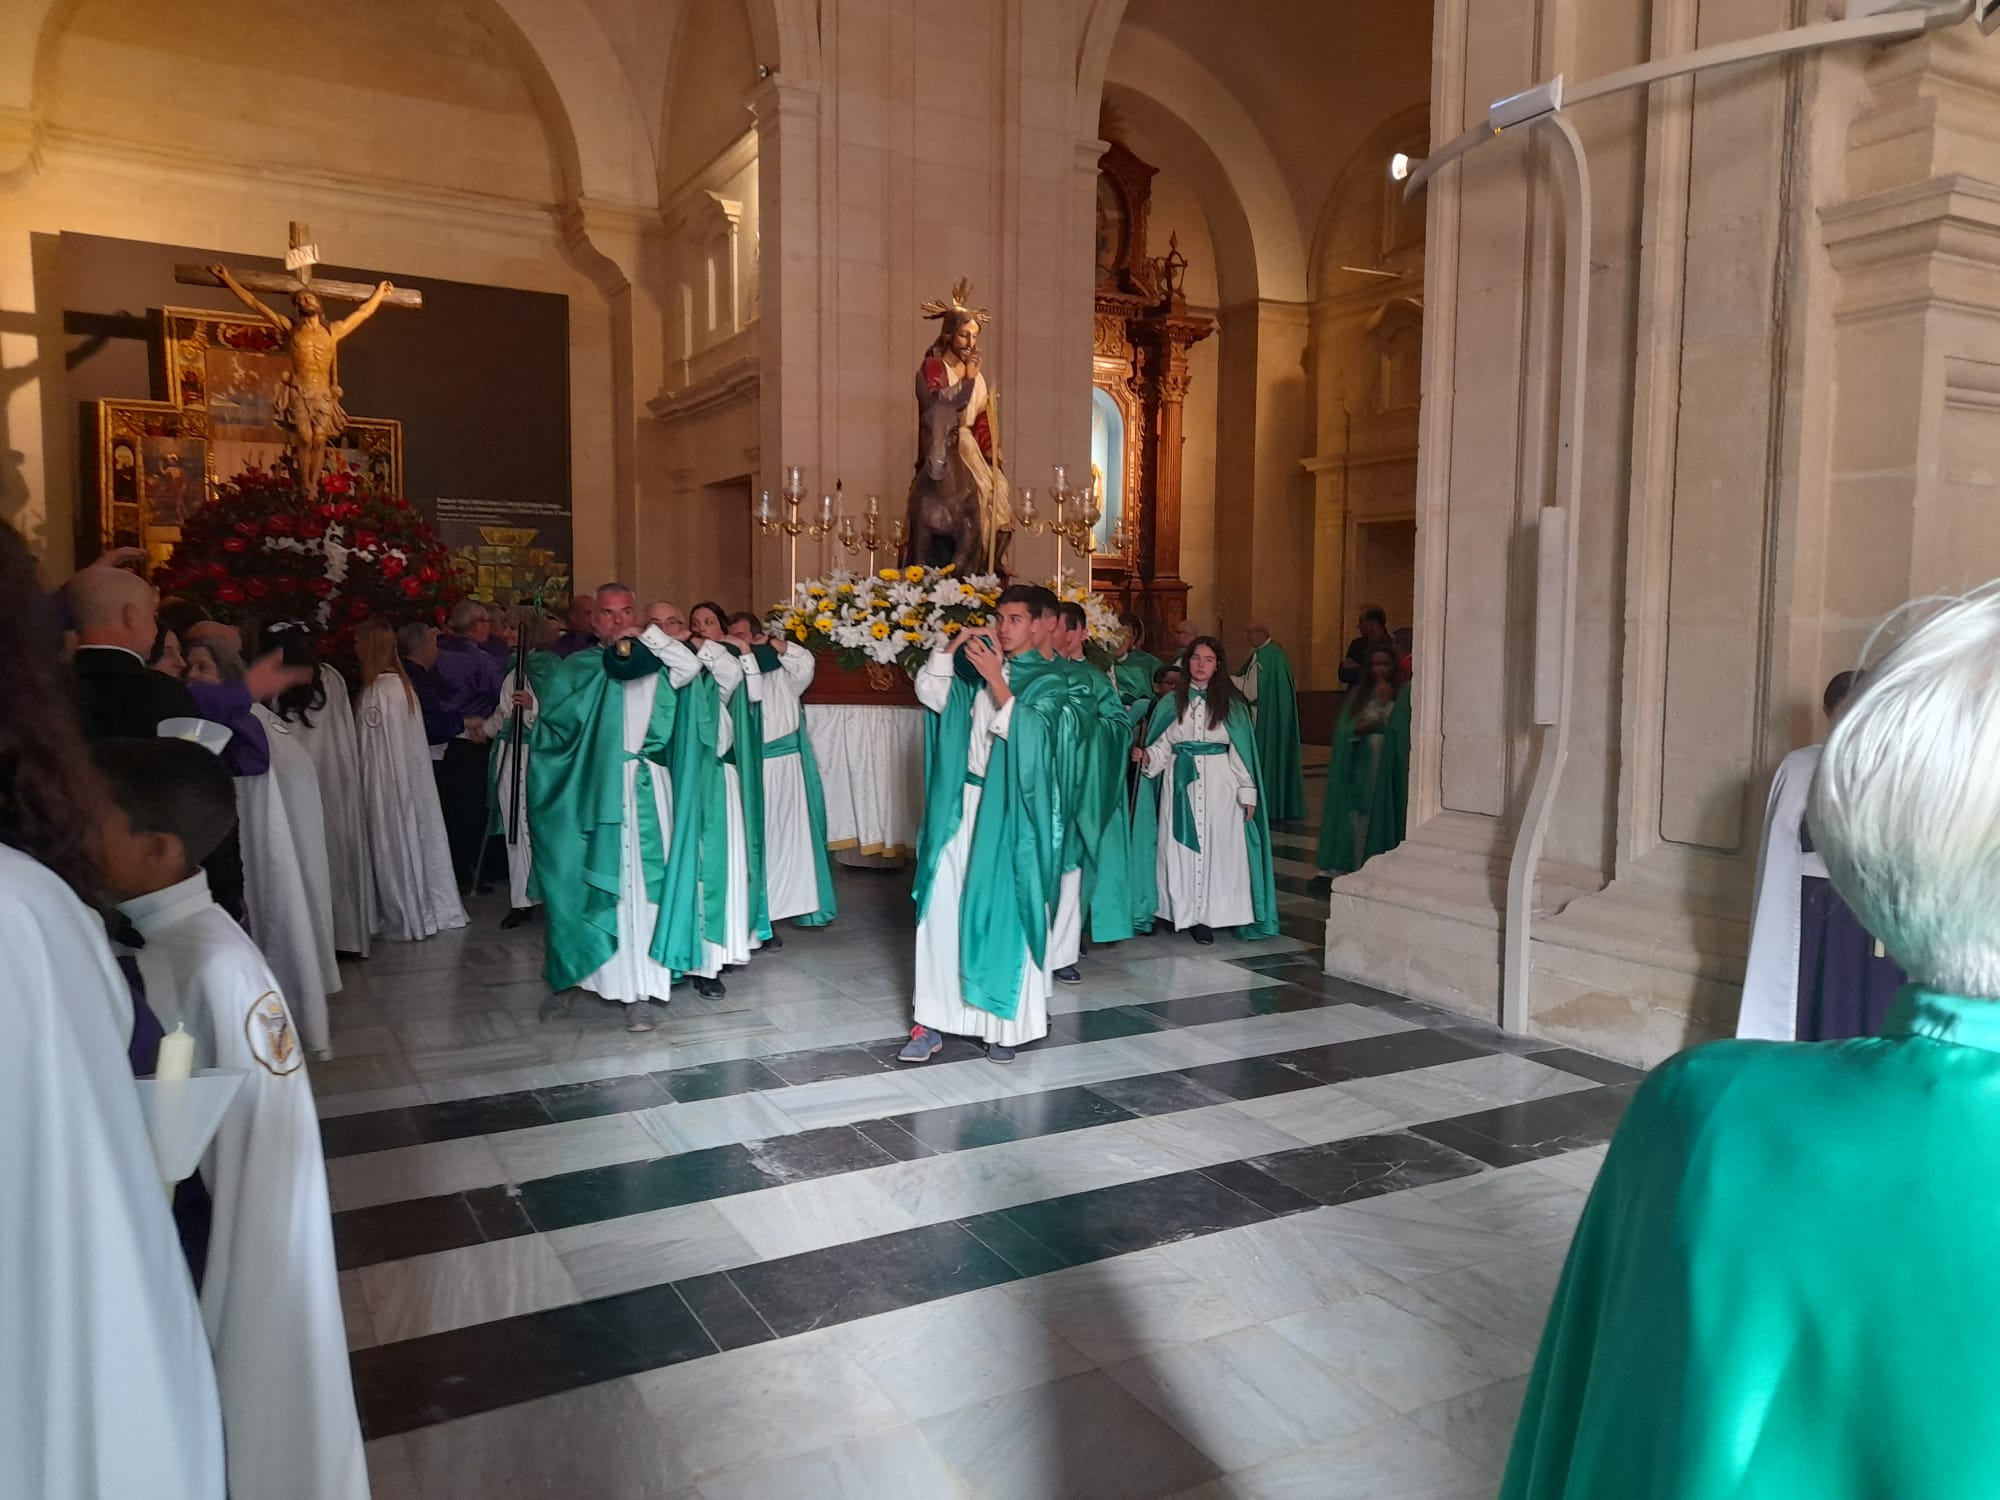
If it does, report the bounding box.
[1501,585,2000,1499]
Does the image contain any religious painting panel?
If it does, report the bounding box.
[435,494,574,606]
[89,399,208,566]
[1090,383,1129,557]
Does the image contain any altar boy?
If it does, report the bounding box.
[93,738,368,1500]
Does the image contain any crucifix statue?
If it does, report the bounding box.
[175,223,422,493]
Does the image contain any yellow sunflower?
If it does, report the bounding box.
[815,614,834,633]
[942,620,962,636]
[903,564,925,583]
[878,568,899,582]
[870,621,890,640]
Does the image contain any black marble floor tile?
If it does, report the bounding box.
[959,1211,1078,1277]
[976,1085,1136,1138]
[536,1073,673,1121]
[1278,914,1326,945]
[1245,1130,1487,1207]
[517,1144,778,1232]
[1135,991,1265,1027]
[1273,1026,1489,1085]
[1198,1159,1324,1217]
[1085,1071,1235,1118]
[580,1282,718,1369]
[858,1031,996,1067]
[854,1115,938,1161]
[1229,952,1324,976]
[673,1271,776,1351]
[726,1221,1021,1339]
[1533,1046,1647,1086]
[414,1090,555,1143]
[994,1167,1275,1267]
[464,1183,536,1241]
[1045,1005,1170,1043]
[352,1299,695,1438]
[742,1124,898,1183]
[319,1106,425,1160]
[1276,969,1406,1007]
[759,1044,895,1086]
[885,1099,1030,1153]
[334,1191,507,1272]
[1411,1085,1632,1165]
[653,1056,790,1103]
[1405,1116,1540,1169]
[1172,1055,1325,1103]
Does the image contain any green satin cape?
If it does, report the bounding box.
[1111,648,1165,707]
[524,644,678,991]
[1503,987,2000,1500]
[911,651,1065,1018]
[754,643,836,927]
[1247,639,1306,823]
[1057,660,1136,945]
[1127,691,1278,940]
[1314,684,1410,874]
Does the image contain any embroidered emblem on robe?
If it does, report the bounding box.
[244,991,302,1077]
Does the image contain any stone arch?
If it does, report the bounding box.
[1103,23,1307,306]
[4,0,655,209]
[742,0,821,81]
[1075,0,1133,132]
[1098,84,1259,309]
[1309,101,1431,298]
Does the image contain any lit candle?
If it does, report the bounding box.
[155,1022,195,1082]
[867,493,879,517]
[820,494,835,525]
[757,490,773,523]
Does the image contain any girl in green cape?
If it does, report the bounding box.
[1313,643,1410,887]
[1129,636,1278,944]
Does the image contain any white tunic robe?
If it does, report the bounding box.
[1737,744,1821,1041]
[579,628,701,1003]
[912,650,1050,1046]
[1142,698,1259,930]
[357,673,468,943]
[237,710,340,1058]
[752,643,823,922]
[291,665,373,957]
[698,640,758,973]
[0,847,225,1500]
[482,668,540,911]
[119,871,367,1500]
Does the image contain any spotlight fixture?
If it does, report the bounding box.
[1389,152,1417,183]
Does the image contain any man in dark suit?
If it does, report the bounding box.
[69,566,201,737]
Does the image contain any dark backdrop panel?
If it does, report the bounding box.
[58,231,571,571]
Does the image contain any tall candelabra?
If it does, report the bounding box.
[1015,463,1114,583]
[755,465,837,588]
[833,492,907,574]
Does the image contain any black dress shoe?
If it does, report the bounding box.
[692,975,727,999]
[500,907,534,929]
[1191,924,1215,945]
[1307,876,1333,898]
[764,933,785,952]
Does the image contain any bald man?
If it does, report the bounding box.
[69,566,203,740]
[644,601,690,641]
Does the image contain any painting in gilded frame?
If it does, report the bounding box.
[89,399,209,567]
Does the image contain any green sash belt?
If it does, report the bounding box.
[765,729,802,758]
[1171,741,1230,852]
[965,769,986,789]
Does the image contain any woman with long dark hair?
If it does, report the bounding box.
[0,520,227,1496]
[1129,635,1277,944]
[355,618,466,944]
[268,625,372,957]
[1313,643,1411,884]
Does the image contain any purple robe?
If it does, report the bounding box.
[186,681,269,776]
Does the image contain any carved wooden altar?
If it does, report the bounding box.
[1089,134,1213,652]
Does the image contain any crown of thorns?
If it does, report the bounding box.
[919,277,991,324]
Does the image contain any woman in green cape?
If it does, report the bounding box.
[1313,643,1410,887]
[1128,636,1278,944]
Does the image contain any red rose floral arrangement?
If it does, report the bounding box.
[155,468,462,658]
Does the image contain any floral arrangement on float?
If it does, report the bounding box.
[769,564,1121,675]
[153,468,462,656]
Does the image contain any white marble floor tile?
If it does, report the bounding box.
[1005,1251,1261,1365]
[1398,1248,1565,1352]
[489,1112,661,1184]
[632,1333,905,1483]
[404,1036,568,1083]
[1153,1216,1397,1322]
[1271,1288,1533,1415]
[1418,1163,1590,1246]
[339,1269,377,1352]
[1529,1141,1608,1190]
[326,1134,510,1211]
[919,1370,1223,1500]
[631,1090,801,1155]
[402,1375,684,1500]
[711,1172,920,1260]
[545,1200,762,1299]
[1289,1194,1524,1284]
[1404,1052,1598,1108]
[362,1436,419,1500]
[308,1052,419,1096]
[390,1008,525,1053]
[314,1081,432,1118]
[823,1284,1094,1421]
[1112,1101,1309,1170]
[1186,1007,1414,1057]
[764,1069,944,1132]
[695,1425,972,1500]
[868,1148,1062,1224]
[1108,1027,1241,1071]
[1408,1376,1529,1479]
[360,1233,580,1343]
[1003,1036,1156,1090]
[1177,1415,1497,1500]
[1107,1322,1393,1472]
[1111,955,1286,996]
[1231,1081,1402,1145]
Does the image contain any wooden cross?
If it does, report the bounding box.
[174,222,424,310]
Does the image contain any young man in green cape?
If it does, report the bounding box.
[1110,611,1164,708]
[1129,636,1279,944]
[727,612,836,935]
[523,584,705,1033]
[1232,623,1306,823]
[1046,600,1135,985]
[900,585,1066,1064]
[1310,648,1411,894]
[1501,587,2000,1500]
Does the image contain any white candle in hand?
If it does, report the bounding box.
[155,1023,195,1082]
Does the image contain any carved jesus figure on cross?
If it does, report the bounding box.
[178,223,421,494]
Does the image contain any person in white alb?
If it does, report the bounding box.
[269,626,375,958]
[94,737,366,1500]
[727,610,837,934]
[483,610,547,931]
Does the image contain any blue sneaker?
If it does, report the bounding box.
[1053,965,1082,986]
[986,1042,1016,1063]
[897,1025,943,1063]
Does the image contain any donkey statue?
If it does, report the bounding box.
[902,387,988,574]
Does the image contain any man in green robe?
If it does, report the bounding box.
[1502,586,2000,1500]
[900,585,1065,1064]
[1110,612,1164,708]
[1311,674,1411,892]
[1045,601,1135,984]
[524,584,707,1032]
[1234,624,1306,823]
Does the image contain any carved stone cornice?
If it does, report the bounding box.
[1821,173,2000,321]
[648,354,760,424]
[0,105,43,184]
